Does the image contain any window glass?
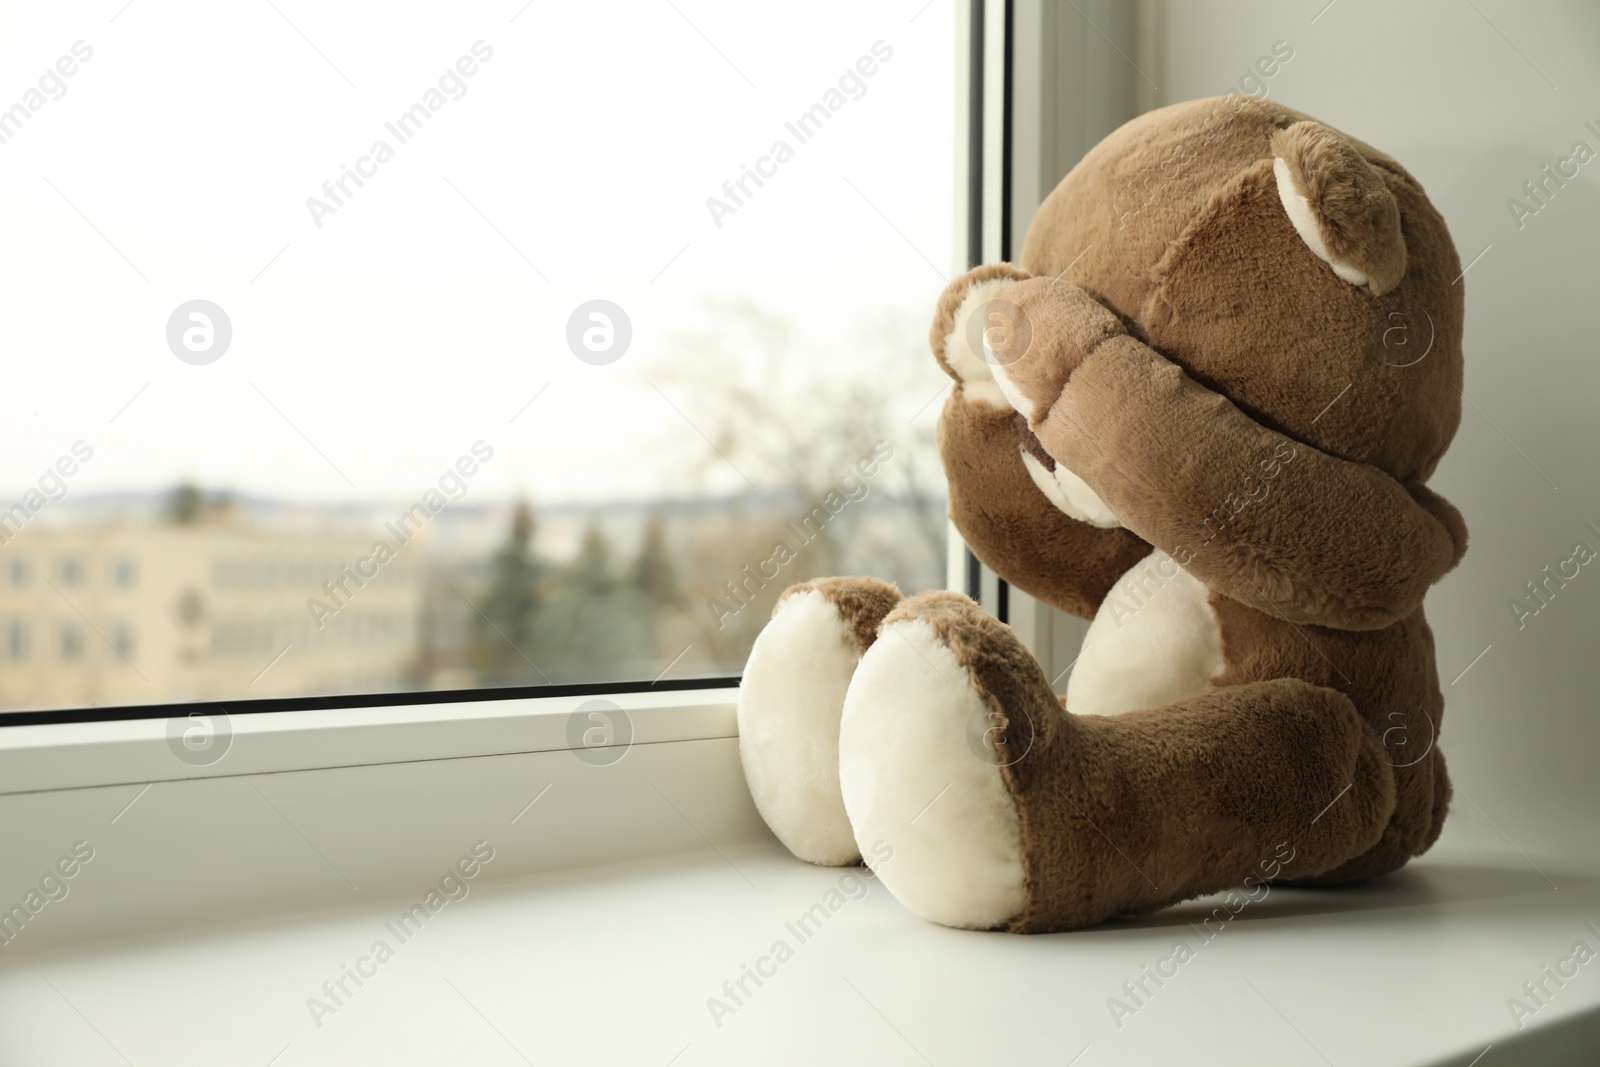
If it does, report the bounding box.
[0,3,955,712]
[60,623,83,662]
[6,622,27,661]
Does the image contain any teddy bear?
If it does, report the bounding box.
[735,95,1467,933]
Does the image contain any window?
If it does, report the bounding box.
[59,623,84,662]
[5,621,26,661]
[6,559,27,587]
[0,3,957,714]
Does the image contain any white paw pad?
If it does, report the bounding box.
[943,280,1017,411]
[738,590,864,866]
[838,617,1026,929]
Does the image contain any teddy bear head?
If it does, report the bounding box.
[1021,95,1463,484]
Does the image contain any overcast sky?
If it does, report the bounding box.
[0,0,955,506]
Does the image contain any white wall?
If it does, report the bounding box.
[1136,0,1600,857]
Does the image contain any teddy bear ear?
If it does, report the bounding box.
[1270,121,1407,296]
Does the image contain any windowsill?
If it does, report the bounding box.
[1,837,1594,1066]
[0,686,738,794]
[3,692,1595,1065]
[0,687,763,958]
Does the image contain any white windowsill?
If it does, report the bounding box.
[1,838,1595,1066]
[2,691,1596,1066]
[0,687,758,956]
[0,686,738,795]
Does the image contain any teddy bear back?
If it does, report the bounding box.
[1021,96,1463,486]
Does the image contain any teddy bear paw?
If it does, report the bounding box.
[737,577,902,866]
[837,591,1032,930]
[929,264,1033,411]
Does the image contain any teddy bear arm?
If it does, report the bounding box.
[1036,340,1464,630]
[938,389,1152,620]
[979,277,1128,422]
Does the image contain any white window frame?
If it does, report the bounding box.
[0,1,1153,787]
[952,0,1143,683]
[0,0,1136,950]
[3,3,1061,795]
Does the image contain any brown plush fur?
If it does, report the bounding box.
[1021,97,1463,483]
[777,576,903,654]
[1271,121,1407,295]
[885,591,1396,931]
[917,96,1466,928]
[937,393,1151,618]
[746,97,1466,934]
[927,261,1032,381]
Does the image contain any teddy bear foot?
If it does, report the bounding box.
[837,591,1031,929]
[737,577,902,866]
[839,590,1397,933]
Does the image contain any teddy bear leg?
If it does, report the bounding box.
[1284,745,1450,886]
[839,590,1398,932]
[737,577,902,866]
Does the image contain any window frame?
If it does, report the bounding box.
[0,2,1007,763]
[0,2,1152,958]
[0,0,1154,774]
